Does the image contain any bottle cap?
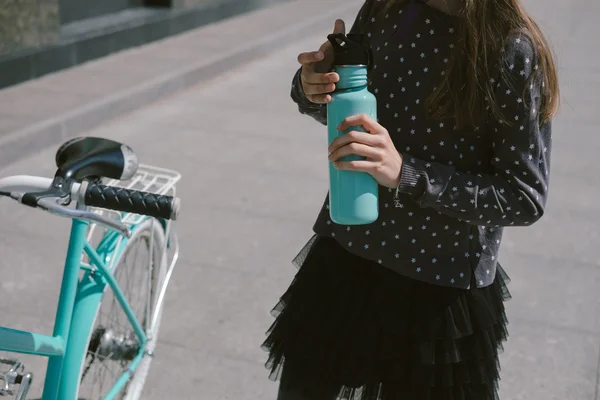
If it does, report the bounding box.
[327,33,373,68]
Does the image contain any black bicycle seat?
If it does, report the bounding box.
[55,137,139,181]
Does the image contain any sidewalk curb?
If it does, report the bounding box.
[0,0,294,90]
[0,2,357,169]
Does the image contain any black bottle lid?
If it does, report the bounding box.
[327,33,373,68]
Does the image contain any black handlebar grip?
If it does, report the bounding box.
[84,183,180,220]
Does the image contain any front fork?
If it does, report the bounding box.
[0,358,32,399]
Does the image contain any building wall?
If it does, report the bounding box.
[0,0,60,57]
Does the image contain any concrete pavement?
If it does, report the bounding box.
[0,0,599,399]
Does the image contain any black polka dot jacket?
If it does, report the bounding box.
[290,0,552,289]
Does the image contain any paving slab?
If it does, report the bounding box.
[0,0,598,399]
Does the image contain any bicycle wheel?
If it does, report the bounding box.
[76,218,168,400]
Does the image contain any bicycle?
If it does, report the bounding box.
[0,137,181,400]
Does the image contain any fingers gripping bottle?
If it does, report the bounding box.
[327,33,378,225]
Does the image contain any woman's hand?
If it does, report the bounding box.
[297,19,345,104]
[328,114,404,189]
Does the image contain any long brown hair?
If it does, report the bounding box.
[385,0,560,129]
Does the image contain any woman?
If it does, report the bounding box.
[263,0,559,399]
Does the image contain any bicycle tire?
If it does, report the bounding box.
[75,218,168,400]
[121,222,168,400]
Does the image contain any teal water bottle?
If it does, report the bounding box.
[327,33,378,225]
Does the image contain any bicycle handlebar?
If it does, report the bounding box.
[81,182,180,221]
[0,175,180,238]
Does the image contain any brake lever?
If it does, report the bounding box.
[37,197,131,238]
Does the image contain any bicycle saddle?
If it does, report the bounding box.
[55,137,139,181]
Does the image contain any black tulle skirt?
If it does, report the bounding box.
[262,235,511,400]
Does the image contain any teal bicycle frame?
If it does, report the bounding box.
[0,215,151,399]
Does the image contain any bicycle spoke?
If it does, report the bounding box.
[78,227,160,400]
[96,310,129,334]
